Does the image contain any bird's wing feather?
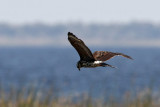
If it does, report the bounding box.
[68,32,95,61]
[93,51,133,61]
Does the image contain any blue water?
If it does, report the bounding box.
[0,47,160,98]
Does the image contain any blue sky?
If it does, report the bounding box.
[0,0,160,24]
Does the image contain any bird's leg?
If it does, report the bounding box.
[101,63,117,68]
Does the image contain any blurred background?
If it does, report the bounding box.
[0,0,160,106]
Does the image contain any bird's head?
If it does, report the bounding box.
[77,61,82,71]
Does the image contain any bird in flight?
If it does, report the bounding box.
[68,32,132,71]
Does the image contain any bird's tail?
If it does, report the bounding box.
[100,63,117,68]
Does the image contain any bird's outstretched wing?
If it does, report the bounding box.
[68,32,95,61]
[93,51,132,61]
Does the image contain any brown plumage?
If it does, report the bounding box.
[93,51,133,61]
[68,32,132,70]
[68,32,95,62]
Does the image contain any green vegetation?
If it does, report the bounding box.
[0,86,159,107]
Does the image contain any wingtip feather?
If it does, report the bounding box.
[68,32,80,41]
[68,32,73,35]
